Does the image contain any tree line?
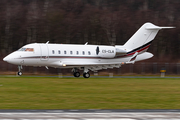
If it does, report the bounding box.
[0,0,180,61]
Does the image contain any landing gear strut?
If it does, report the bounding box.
[17,65,23,76]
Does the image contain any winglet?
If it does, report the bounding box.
[130,52,138,62]
[125,52,138,64]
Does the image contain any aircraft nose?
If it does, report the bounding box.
[3,56,8,62]
[3,54,12,62]
[3,53,21,65]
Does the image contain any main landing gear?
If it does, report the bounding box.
[83,72,90,78]
[72,67,90,78]
[73,71,80,77]
[17,65,23,76]
[72,68,80,77]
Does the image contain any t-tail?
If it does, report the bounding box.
[123,22,174,63]
[124,22,174,53]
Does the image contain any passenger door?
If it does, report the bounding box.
[40,44,49,61]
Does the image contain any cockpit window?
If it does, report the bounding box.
[25,48,34,52]
[18,48,34,52]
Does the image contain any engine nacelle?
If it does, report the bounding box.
[98,46,116,58]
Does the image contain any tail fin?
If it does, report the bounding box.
[124,22,174,51]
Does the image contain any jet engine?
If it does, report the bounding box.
[96,46,116,58]
[96,46,127,58]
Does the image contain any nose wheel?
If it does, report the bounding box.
[17,65,23,76]
[17,71,22,76]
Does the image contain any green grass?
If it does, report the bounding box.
[0,76,180,109]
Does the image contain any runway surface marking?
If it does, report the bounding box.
[0,112,180,120]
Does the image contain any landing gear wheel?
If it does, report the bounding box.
[17,71,22,76]
[73,72,80,77]
[83,72,90,78]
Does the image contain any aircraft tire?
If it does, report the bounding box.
[83,72,90,78]
[17,72,22,76]
[73,72,80,77]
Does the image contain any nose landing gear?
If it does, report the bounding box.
[17,71,22,76]
[17,65,23,76]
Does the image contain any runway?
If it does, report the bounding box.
[0,110,180,120]
[2,75,180,78]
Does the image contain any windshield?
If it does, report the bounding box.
[18,48,34,52]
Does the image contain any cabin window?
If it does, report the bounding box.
[64,51,67,54]
[70,51,73,54]
[52,50,55,54]
[76,51,79,55]
[82,51,85,55]
[58,50,61,54]
[88,51,91,55]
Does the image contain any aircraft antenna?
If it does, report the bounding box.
[85,42,88,45]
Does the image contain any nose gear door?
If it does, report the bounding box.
[40,44,49,61]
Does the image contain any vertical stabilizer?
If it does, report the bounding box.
[123,23,174,50]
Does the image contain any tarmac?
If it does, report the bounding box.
[0,109,180,120]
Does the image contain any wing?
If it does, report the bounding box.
[50,52,139,71]
[83,52,138,71]
[84,64,122,72]
[50,60,122,71]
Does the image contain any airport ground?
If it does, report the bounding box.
[0,76,180,109]
[1,61,180,76]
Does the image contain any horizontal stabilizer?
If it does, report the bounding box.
[146,23,175,30]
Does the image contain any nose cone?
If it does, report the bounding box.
[3,54,12,63]
[3,56,9,62]
[3,52,22,65]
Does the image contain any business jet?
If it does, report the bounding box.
[3,22,174,78]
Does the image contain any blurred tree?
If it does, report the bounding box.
[26,0,38,43]
[0,0,179,62]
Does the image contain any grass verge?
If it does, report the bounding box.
[0,77,180,109]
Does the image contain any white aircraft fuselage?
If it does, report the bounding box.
[3,23,174,78]
[3,43,152,67]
